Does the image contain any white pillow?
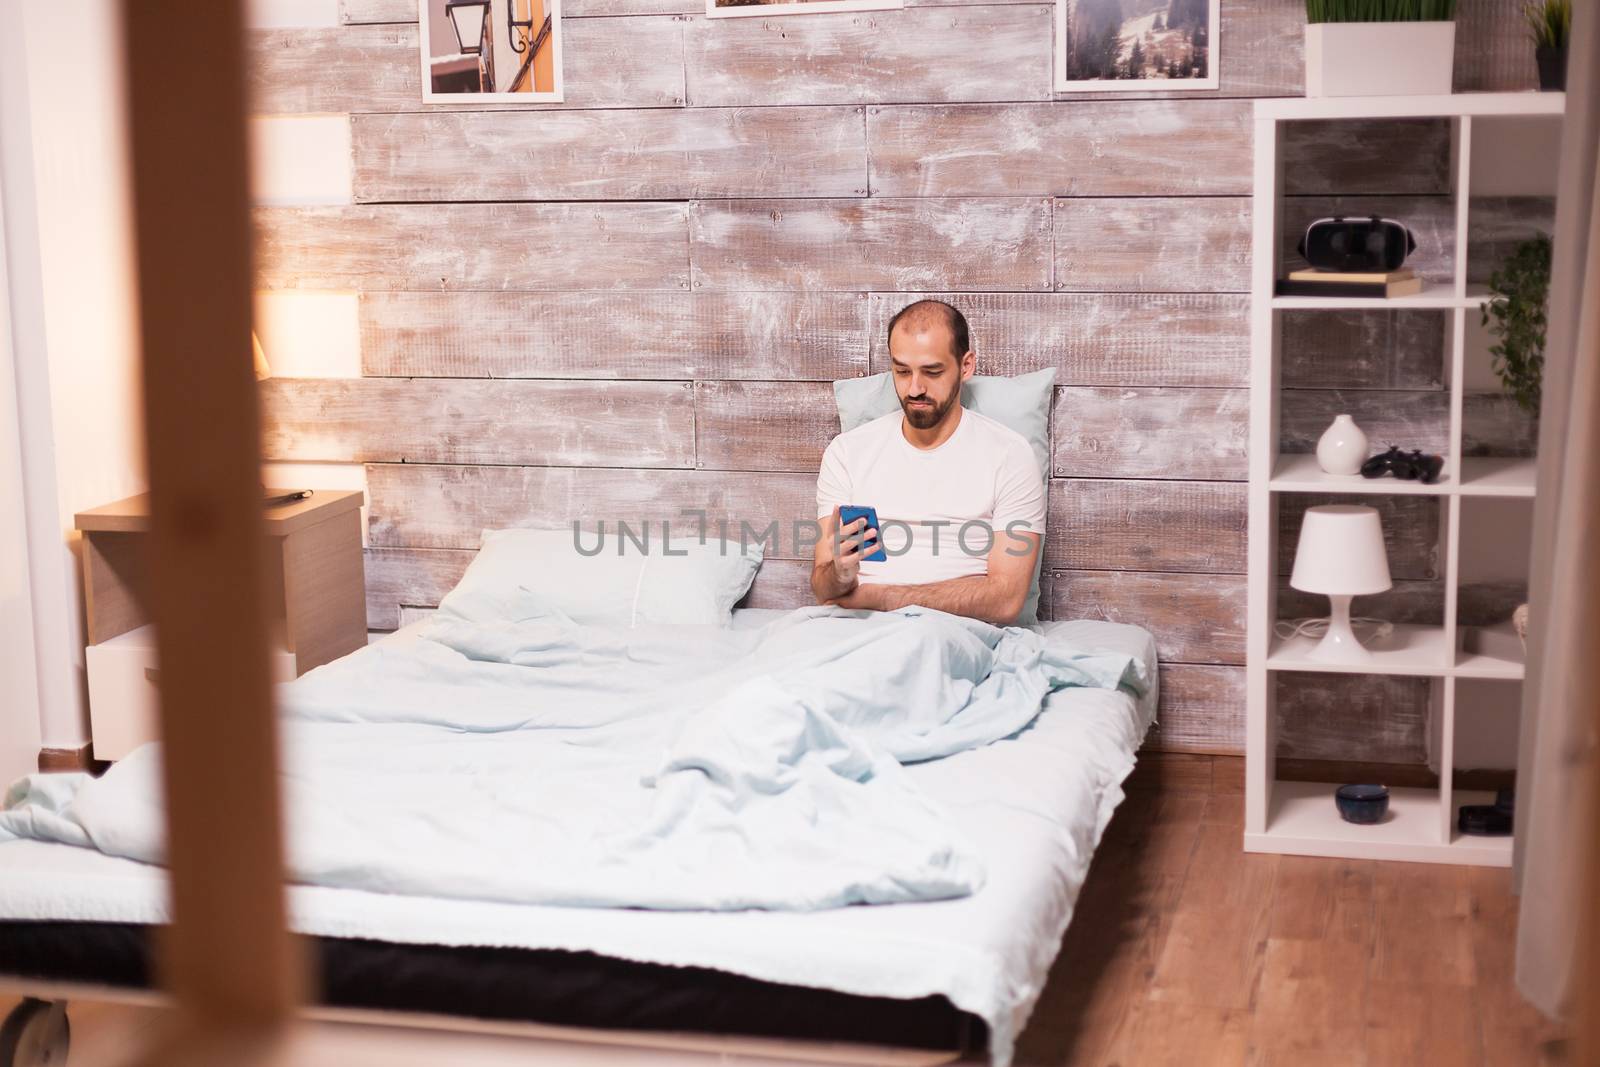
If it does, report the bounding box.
[436,527,763,628]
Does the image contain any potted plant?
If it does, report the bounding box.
[1305,0,1459,98]
[1481,233,1552,415]
[1525,0,1571,91]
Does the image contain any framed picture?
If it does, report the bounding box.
[707,0,901,20]
[420,0,563,102]
[1054,0,1219,92]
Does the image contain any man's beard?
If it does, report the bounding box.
[901,390,956,429]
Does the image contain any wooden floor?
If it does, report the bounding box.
[1,786,1569,1066]
[1013,784,1569,1066]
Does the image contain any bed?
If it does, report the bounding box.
[0,606,1158,1066]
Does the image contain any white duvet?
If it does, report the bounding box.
[0,608,1158,1064]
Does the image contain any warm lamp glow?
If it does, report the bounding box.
[252,332,271,381]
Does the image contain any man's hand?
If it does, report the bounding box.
[810,510,879,604]
[830,515,878,588]
[825,532,1041,626]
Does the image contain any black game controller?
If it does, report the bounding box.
[1360,446,1444,484]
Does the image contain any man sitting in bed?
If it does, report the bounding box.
[811,299,1045,626]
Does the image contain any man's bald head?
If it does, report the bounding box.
[884,300,974,431]
[886,299,970,365]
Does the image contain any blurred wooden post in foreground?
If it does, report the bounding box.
[119,0,304,1038]
[109,4,861,1063]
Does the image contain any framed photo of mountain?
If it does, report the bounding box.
[1054,0,1219,92]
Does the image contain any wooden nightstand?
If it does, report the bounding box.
[74,489,366,760]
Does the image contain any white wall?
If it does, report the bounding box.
[0,160,43,783]
[1441,120,1555,776]
[250,116,354,206]
[1471,115,1564,198]
[0,0,371,766]
[1454,496,1535,771]
[0,1,145,756]
[1450,169,1548,772]
[246,0,340,28]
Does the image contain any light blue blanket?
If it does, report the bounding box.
[1,604,1147,911]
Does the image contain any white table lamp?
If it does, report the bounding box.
[1289,504,1393,663]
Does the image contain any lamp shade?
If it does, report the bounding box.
[1289,504,1392,596]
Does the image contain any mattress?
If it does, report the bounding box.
[0,610,1157,1064]
[0,918,980,1051]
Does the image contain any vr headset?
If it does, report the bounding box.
[1297,215,1417,273]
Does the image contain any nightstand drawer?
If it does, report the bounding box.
[87,625,297,761]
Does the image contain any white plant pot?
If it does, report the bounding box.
[1305,21,1456,97]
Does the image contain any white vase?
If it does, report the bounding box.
[1304,21,1456,98]
[1316,414,1368,476]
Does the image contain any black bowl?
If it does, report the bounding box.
[1335,783,1389,825]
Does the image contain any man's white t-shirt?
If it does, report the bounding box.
[815,408,1046,586]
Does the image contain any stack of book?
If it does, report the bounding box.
[1274,268,1423,298]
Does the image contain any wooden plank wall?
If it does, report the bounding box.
[253,0,1543,761]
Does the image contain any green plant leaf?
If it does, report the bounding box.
[1522,0,1570,47]
[1481,233,1552,415]
[1306,0,1457,22]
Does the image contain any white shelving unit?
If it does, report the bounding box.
[1245,92,1563,867]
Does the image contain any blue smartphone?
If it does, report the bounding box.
[837,505,887,562]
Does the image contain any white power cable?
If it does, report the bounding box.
[1272,616,1395,641]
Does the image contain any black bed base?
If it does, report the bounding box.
[0,921,983,1053]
